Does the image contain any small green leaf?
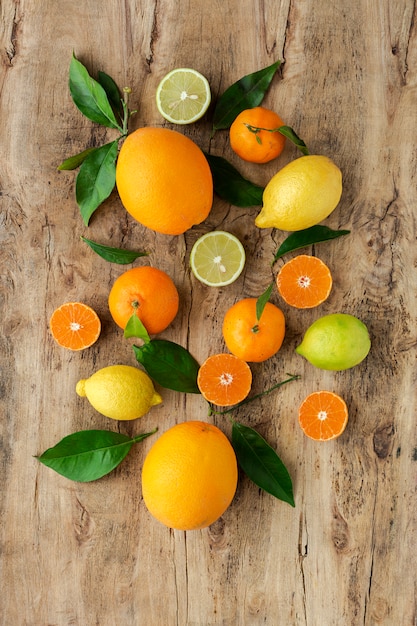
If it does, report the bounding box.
[256,282,273,321]
[81,236,148,264]
[98,70,123,117]
[273,225,351,262]
[76,140,119,225]
[205,153,264,207]
[69,54,121,130]
[36,429,157,482]
[232,421,295,506]
[212,61,281,132]
[277,125,309,155]
[58,147,97,171]
[133,339,200,394]
[124,313,151,342]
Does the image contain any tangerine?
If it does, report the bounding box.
[116,127,213,235]
[222,298,285,362]
[197,353,252,407]
[49,302,101,351]
[108,266,179,335]
[229,106,286,164]
[141,421,238,530]
[276,255,333,308]
[298,391,348,441]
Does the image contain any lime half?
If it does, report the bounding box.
[190,231,245,287]
[156,68,211,124]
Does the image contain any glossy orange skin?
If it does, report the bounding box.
[222,298,285,363]
[108,266,179,335]
[229,107,286,164]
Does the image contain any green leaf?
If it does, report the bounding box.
[205,153,264,207]
[76,140,119,225]
[256,282,273,321]
[212,61,281,132]
[232,421,295,506]
[273,225,351,262]
[81,236,148,264]
[69,54,122,130]
[36,429,157,482]
[58,147,97,171]
[98,70,123,118]
[277,125,309,155]
[124,313,151,342]
[133,339,200,394]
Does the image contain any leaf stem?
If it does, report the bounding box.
[208,374,301,416]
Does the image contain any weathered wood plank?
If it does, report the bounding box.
[1,0,416,624]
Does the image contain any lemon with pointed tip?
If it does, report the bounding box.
[296,313,371,370]
[76,365,162,420]
[255,155,343,231]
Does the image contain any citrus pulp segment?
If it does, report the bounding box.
[298,390,349,441]
[190,231,245,287]
[156,68,211,124]
[49,302,101,351]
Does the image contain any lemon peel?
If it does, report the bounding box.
[76,365,162,420]
[255,155,342,231]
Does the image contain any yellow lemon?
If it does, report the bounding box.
[296,313,371,370]
[255,155,342,231]
[76,365,162,420]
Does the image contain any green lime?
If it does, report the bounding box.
[190,231,245,287]
[156,68,211,124]
[296,313,371,370]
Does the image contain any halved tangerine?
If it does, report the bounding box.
[49,302,101,351]
[276,254,332,309]
[298,390,348,441]
[197,353,252,407]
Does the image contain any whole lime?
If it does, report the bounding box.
[296,313,371,370]
[255,155,342,231]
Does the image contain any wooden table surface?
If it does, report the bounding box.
[1,1,416,624]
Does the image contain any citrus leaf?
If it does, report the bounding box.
[124,313,151,342]
[80,236,148,264]
[58,147,97,171]
[98,70,123,118]
[133,339,200,394]
[69,54,122,130]
[232,421,295,506]
[76,140,118,225]
[212,60,281,131]
[256,282,273,321]
[277,125,309,155]
[273,225,351,262]
[204,153,264,207]
[36,429,157,482]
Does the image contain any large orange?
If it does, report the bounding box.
[222,297,285,362]
[141,421,238,530]
[229,106,286,164]
[116,127,213,235]
[108,266,179,335]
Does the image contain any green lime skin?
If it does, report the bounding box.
[296,313,371,370]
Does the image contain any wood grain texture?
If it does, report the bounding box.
[1,1,416,624]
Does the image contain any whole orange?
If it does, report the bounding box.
[229,106,286,163]
[141,421,238,530]
[116,127,213,235]
[108,266,179,335]
[222,298,285,362]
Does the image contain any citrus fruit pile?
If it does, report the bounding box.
[46,62,372,531]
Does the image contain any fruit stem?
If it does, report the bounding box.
[208,374,301,416]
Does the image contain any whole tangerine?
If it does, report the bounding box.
[222,297,285,362]
[108,266,179,335]
[229,106,286,164]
